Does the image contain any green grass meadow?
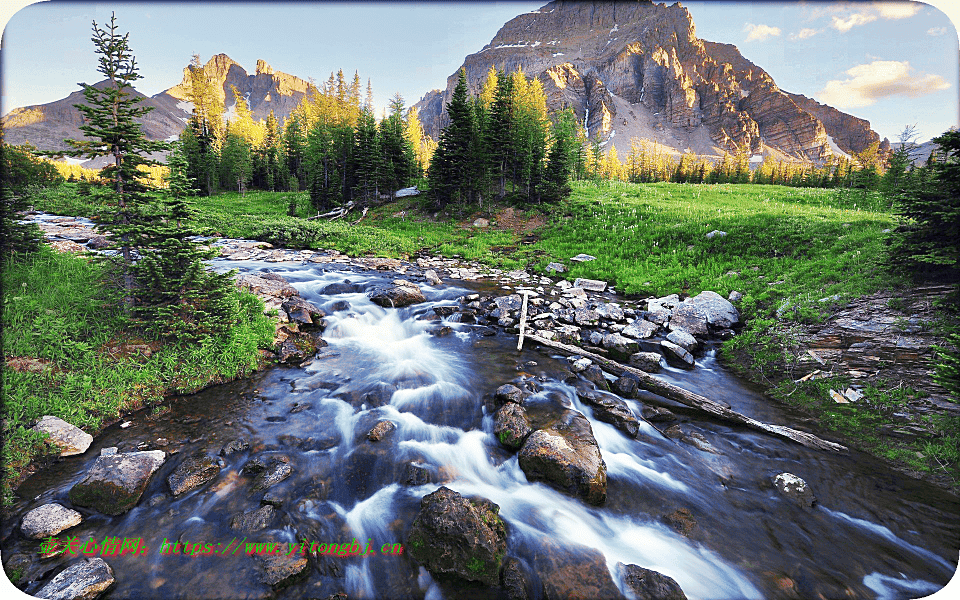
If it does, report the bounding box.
[15,179,958,491]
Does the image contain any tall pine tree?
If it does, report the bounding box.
[54,13,170,310]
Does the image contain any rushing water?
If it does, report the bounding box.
[4,258,958,600]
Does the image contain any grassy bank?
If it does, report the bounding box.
[1,247,275,506]
[24,180,958,485]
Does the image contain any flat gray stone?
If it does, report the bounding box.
[629,352,663,373]
[68,452,165,515]
[32,416,92,457]
[666,329,698,352]
[21,503,82,539]
[36,558,115,600]
[622,320,658,339]
[570,254,597,262]
[661,341,695,368]
[574,278,607,292]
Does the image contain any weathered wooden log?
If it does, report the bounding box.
[524,334,847,453]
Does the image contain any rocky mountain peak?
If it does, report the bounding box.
[256,59,274,76]
[414,0,884,163]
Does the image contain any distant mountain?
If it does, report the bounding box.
[2,55,314,165]
[413,0,888,162]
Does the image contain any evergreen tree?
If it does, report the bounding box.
[538,108,576,203]
[429,69,478,208]
[379,93,415,196]
[54,13,170,310]
[887,129,960,282]
[133,142,239,338]
[183,54,223,195]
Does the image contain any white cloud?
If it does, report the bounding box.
[823,1,923,33]
[874,2,923,20]
[744,23,781,42]
[831,13,877,32]
[818,60,951,108]
[928,26,948,36]
[789,28,819,41]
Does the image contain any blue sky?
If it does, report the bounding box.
[1,1,958,143]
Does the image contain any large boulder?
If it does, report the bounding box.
[667,303,708,337]
[407,486,507,586]
[368,280,426,308]
[665,329,698,352]
[68,451,164,515]
[20,503,82,539]
[518,410,607,505]
[618,563,688,600]
[35,558,115,600]
[494,402,533,450]
[685,291,740,330]
[31,416,92,457]
[533,540,624,600]
[167,453,221,496]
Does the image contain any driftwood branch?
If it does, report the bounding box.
[524,334,847,453]
[307,201,357,221]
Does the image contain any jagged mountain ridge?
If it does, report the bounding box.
[2,54,314,159]
[413,0,887,162]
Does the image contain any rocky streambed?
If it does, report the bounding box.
[4,214,959,600]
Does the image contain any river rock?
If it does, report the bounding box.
[573,308,600,326]
[276,328,324,364]
[20,503,82,539]
[495,383,526,405]
[602,333,639,360]
[368,280,426,308]
[68,451,165,515]
[661,341,695,368]
[230,504,276,532]
[501,556,530,600]
[31,416,92,457]
[534,539,623,600]
[570,357,592,373]
[773,473,817,508]
[613,375,640,398]
[621,320,658,339]
[237,273,298,298]
[576,389,640,438]
[253,462,294,491]
[518,410,607,505]
[319,282,364,295]
[595,302,624,321]
[618,562,688,600]
[367,420,397,442]
[257,543,309,588]
[281,296,325,327]
[629,351,663,373]
[685,291,740,330]
[667,303,709,337]
[574,278,607,292]
[581,364,609,391]
[666,329,698,352]
[494,294,523,312]
[407,486,507,586]
[167,453,221,496]
[494,402,533,450]
[35,558,115,600]
[424,269,442,285]
[546,262,566,274]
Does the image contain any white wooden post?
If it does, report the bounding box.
[517,291,531,351]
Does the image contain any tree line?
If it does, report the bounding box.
[177,56,433,213]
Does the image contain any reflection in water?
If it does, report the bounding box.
[4,260,957,600]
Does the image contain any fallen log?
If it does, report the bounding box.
[524,334,847,452]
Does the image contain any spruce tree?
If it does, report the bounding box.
[54,13,170,310]
[133,143,239,339]
[429,69,477,208]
